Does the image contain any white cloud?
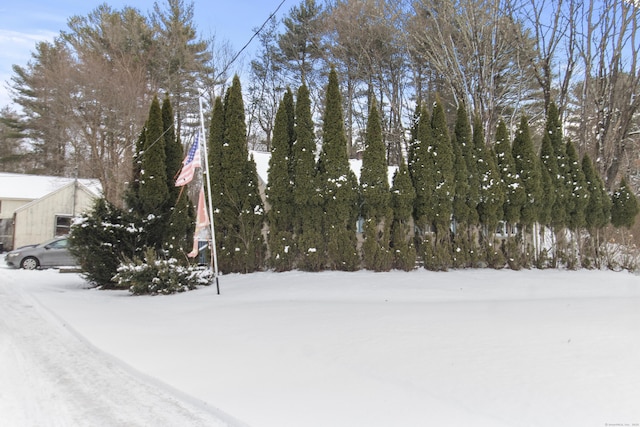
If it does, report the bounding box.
[0,28,57,108]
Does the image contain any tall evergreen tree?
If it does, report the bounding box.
[582,154,611,232]
[208,96,225,213]
[494,120,525,227]
[475,116,504,233]
[451,137,473,268]
[538,132,557,227]
[316,68,360,270]
[511,115,541,228]
[267,88,296,271]
[611,177,639,229]
[124,126,146,216]
[390,159,417,271]
[546,102,569,229]
[140,95,168,214]
[493,119,525,268]
[151,0,212,134]
[277,0,324,86]
[565,140,588,231]
[360,99,392,271]
[292,84,323,271]
[511,115,541,266]
[409,104,433,234]
[163,94,181,203]
[429,98,455,234]
[139,95,168,249]
[454,104,478,225]
[208,96,226,267]
[474,116,505,268]
[407,103,422,171]
[242,153,268,270]
[218,75,266,273]
[418,98,455,270]
[582,154,611,268]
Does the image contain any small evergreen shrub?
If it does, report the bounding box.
[69,198,143,288]
[114,249,213,295]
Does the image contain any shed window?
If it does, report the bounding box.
[55,216,72,236]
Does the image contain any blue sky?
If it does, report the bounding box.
[0,0,288,108]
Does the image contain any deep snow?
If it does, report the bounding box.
[1,263,639,427]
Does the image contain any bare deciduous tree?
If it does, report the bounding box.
[568,0,640,187]
[407,0,539,141]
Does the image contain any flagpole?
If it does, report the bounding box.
[198,96,220,295]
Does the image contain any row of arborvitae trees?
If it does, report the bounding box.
[71,69,640,293]
[261,69,639,273]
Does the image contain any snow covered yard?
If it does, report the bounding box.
[1,263,640,427]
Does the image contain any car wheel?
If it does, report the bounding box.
[21,256,39,270]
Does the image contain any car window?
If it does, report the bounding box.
[48,239,68,249]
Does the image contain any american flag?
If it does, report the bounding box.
[175,132,201,187]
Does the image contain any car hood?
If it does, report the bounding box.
[7,244,38,254]
[15,244,38,250]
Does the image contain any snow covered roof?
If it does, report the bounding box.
[0,172,102,200]
[250,150,398,187]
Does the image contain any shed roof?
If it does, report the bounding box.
[0,172,102,200]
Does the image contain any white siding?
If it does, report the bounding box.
[13,183,97,248]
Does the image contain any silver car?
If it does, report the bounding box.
[4,237,77,270]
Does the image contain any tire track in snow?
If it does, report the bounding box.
[0,272,246,427]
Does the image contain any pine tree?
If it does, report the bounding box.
[611,177,639,229]
[218,75,266,272]
[267,88,296,271]
[316,68,359,270]
[390,159,417,271]
[360,99,392,271]
[292,84,323,271]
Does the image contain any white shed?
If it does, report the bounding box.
[0,173,101,251]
